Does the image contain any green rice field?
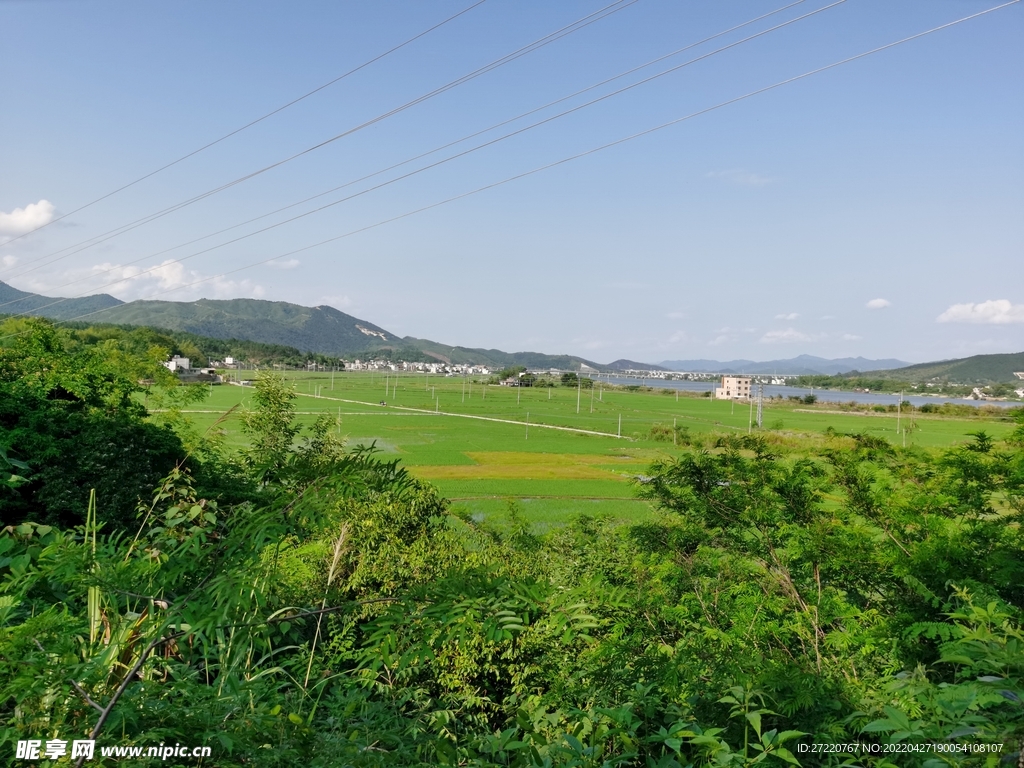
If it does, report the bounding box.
[164,371,1019,528]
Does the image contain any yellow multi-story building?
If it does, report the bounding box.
[714,375,751,400]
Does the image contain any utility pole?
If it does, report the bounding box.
[462,377,465,404]
[590,379,595,413]
[748,393,753,434]
[756,383,763,429]
[897,390,903,437]
[617,413,621,437]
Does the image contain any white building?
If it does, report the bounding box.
[162,356,190,373]
[714,375,751,400]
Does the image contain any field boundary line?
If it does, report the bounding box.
[292,391,631,439]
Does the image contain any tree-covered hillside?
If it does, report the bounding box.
[854,352,1024,384]
[0,280,123,320]
[0,283,609,369]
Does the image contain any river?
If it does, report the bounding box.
[592,375,1021,410]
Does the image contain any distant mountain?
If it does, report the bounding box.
[605,359,671,372]
[0,283,604,370]
[401,337,604,371]
[657,355,911,375]
[855,352,1024,384]
[0,280,123,320]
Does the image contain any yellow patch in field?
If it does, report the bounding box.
[409,452,641,481]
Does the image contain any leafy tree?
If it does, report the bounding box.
[0,319,186,530]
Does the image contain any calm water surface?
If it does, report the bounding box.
[594,375,1021,410]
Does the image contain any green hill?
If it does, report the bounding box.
[88,297,401,356]
[0,280,123,319]
[401,337,603,371]
[0,282,605,369]
[858,352,1024,384]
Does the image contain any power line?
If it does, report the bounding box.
[1,0,811,289]
[0,0,811,290]
[3,0,1017,337]
[0,1,489,249]
[1,0,638,271]
[2,0,837,313]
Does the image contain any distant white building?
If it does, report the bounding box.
[715,375,751,400]
[1014,371,1024,380]
[162,356,190,373]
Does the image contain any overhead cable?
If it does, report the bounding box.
[1,0,831,310]
[0,0,490,248]
[0,0,639,270]
[5,0,1017,335]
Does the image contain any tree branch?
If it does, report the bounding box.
[69,679,104,713]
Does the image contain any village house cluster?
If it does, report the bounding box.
[343,360,492,376]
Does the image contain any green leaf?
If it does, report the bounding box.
[882,706,912,731]
[773,747,801,766]
[862,719,896,733]
[746,712,763,738]
[776,731,807,744]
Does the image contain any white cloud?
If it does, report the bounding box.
[266,258,300,270]
[760,327,822,344]
[667,330,688,344]
[2,255,16,268]
[842,333,862,341]
[706,169,774,187]
[775,312,799,320]
[0,200,55,236]
[666,311,685,320]
[866,298,891,309]
[23,260,267,302]
[936,299,1024,325]
[708,334,731,347]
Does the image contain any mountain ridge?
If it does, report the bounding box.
[2,282,1018,381]
[0,280,123,319]
[0,282,605,370]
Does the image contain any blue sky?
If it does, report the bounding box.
[1,0,1021,363]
